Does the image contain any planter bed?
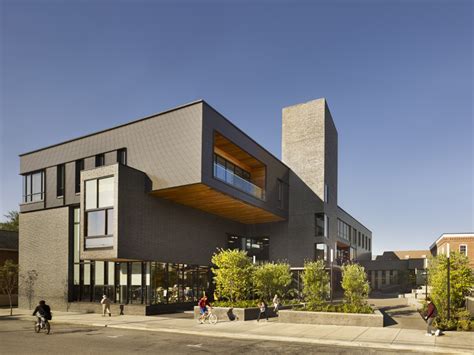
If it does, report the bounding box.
[193,305,295,321]
[278,308,384,327]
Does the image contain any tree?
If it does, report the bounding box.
[21,270,38,310]
[0,211,19,232]
[0,260,18,315]
[429,252,473,319]
[341,263,370,306]
[211,249,253,303]
[301,260,330,308]
[252,262,292,301]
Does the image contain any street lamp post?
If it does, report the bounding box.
[447,243,451,320]
[330,248,334,302]
[423,257,428,300]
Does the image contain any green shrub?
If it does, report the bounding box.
[341,263,370,306]
[211,249,254,302]
[252,262,292,302]
[301,260,330,308]
[303,302,373,314]
[428,252,473,319]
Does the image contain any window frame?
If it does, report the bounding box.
[459,244,467,256]
[75,159,84,194]
[57,164,65,197]
[95,154,105,167]
[117,148,127,165]
[84,175,115,249]
[22,170,45,203]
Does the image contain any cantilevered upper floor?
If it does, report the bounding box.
[19,100,289,225]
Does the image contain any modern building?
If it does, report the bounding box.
[358,250,429,294]
[0,229,19,306]
[18,98,372,314]
[430,233,474,269]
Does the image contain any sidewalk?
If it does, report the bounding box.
[1,309,472,354]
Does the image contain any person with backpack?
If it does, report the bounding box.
[425,297,440,336]
[32,300,52,329]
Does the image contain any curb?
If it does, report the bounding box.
[93,323,471,354]
[6,314,471,354]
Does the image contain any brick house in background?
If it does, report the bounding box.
[430,233,474,269]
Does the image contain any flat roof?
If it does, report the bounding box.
[19,99,204,157]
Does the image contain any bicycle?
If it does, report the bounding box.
[198,307,218,324]
[34,316,51,335]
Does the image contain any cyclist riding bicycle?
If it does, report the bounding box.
[33,300,52,328]
[198,295,209,322]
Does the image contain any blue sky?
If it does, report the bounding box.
[1,0,472,255]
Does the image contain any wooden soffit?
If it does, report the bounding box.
[151,183,284,224]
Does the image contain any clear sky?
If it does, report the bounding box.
[1,0,472,255]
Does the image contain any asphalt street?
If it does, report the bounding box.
[0,319,432,355]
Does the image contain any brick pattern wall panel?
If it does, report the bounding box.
[117,164,246,265]
[19,207,70,310]
[65,162,79,205]
[20,103,203,192]
[45,166,64,208]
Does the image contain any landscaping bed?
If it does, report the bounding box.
[193,305,295,321]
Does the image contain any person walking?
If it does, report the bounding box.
[425,297,440,336]
[101,295,112,317]
[272,294,280,315]
[257,300,268,322]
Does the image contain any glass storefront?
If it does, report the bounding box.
[72,257,211,305]
[71,207,212,305]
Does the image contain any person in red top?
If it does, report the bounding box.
[198,295,209,323]
[425,297,440,336]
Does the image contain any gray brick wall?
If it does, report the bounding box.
[19,207,70,310]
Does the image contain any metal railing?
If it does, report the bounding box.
[213,163,264,200]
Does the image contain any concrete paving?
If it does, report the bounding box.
[368,297,427,330]
[1,308,472,354]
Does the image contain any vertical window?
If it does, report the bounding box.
[117,148,127,165]
[459,244,467,256]
[368,238,371,251]
[315,213,326,237]
[85,176,115,249]
[358,232,361,247]
[324,183,328,203]
[57,164,65,197]
[315,243,327,261]
[75,159,84,193]
[95,154,105,167]
[277,179,284,209]
[22,170,45,203]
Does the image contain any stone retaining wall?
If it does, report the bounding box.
[278,309,384,327]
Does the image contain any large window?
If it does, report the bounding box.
[227,234,269,262]
[75,159,84,193]
[85,176,114,249]
[22,170,45,203]
[337,219,351,241]
[213,153,264,199]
